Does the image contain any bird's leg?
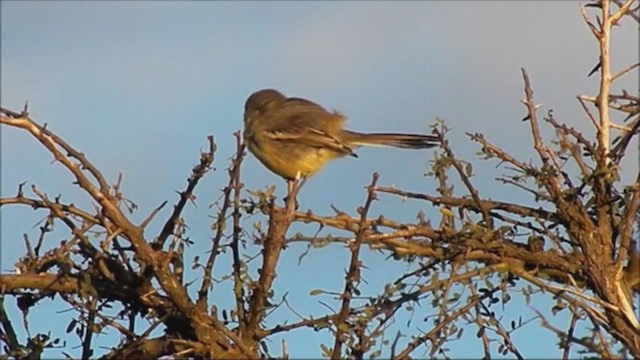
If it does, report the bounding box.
[284,172,305,211]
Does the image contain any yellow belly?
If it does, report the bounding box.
[247,139,342,180]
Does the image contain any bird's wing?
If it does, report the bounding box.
[264,124,356,157]
[280,97,347,132]
[259,96,355,156]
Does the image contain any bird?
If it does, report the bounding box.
[243,88,440,184]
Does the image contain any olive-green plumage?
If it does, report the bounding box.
[243,89,440,180]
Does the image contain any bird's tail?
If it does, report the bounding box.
[344,130,440,149]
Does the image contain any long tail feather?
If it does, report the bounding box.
[344,130,440,149]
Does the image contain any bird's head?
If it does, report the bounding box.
[244,89,286,126]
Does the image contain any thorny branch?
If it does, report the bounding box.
[1,108,253,358]
[331,173,379,359]
[1,2,638,358]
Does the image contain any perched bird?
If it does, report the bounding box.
[243,89,440,182]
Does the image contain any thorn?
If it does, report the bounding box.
[588,61,602,77]
[21,101,29,117]
[585,0,602,8]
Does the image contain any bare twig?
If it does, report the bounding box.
[562,311,580,360]
[0,296,20,354]
[441,138,493,227]
[197,135,245,313]
[81,297,97,360]
[230,132,247,331]
[140,201,168,229]
[245,168,304,339]
[332,173,379,359]
[611,62,639,82]
[393,289,493,359]
[153,136,216,250]
[577,95,602,131]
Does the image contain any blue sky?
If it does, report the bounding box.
[1,1,638,358]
